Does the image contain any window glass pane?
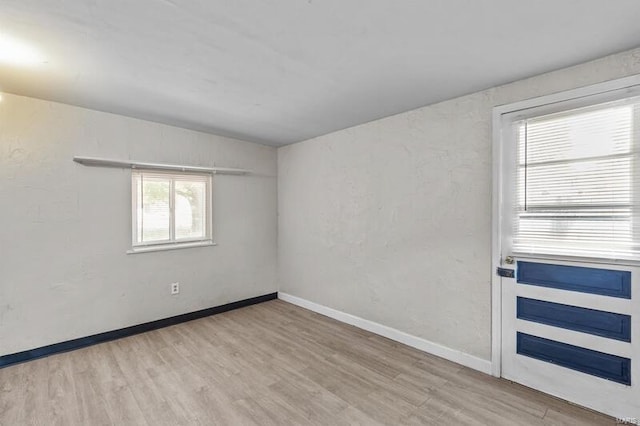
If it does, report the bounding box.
[523,157,631,209]
[513,98,639,260]
[175,180,207,240]
[141,177,170,242]
[136,176,143,243]
[523,105,632,165]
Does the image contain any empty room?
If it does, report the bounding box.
[2,1,640,424]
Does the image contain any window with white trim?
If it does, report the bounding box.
[512,95,640,261]
[132,170,212,250]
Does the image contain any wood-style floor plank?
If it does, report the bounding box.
[0,300,615,425]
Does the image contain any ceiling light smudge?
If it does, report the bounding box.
[0,34,45,66]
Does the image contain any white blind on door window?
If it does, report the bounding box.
[513,97,640,261]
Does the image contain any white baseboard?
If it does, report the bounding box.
[278,292,493,375]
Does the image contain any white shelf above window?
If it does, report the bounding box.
[73,156,249,175]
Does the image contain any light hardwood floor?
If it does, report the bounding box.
[0,300,615,425]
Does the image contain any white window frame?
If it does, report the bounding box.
[494,75,640,267]
[129,169,214,254]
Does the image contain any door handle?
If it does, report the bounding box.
[504,255,515,265]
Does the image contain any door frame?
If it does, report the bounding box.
[490,73,640,378]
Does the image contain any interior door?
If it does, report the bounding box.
[496,81,640,419]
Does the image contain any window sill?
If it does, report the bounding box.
[511,251,640,267]
[127,240,216,254]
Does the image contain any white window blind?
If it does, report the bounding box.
[132,170,211,248]
[513,97,640,261]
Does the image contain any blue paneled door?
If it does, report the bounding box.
[495,79,640,419]
[499,259,638,418]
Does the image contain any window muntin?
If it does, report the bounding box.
[513,97,640,261]
[132,170,211,248]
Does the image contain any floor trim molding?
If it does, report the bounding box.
[278,292,492,375]
[0,292,278,369]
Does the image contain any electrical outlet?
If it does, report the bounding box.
[171,282,180,295]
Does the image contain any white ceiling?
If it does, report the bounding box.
[1,1,640,146]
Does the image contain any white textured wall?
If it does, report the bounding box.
[278,47,640,360]
[0,94,277,355]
